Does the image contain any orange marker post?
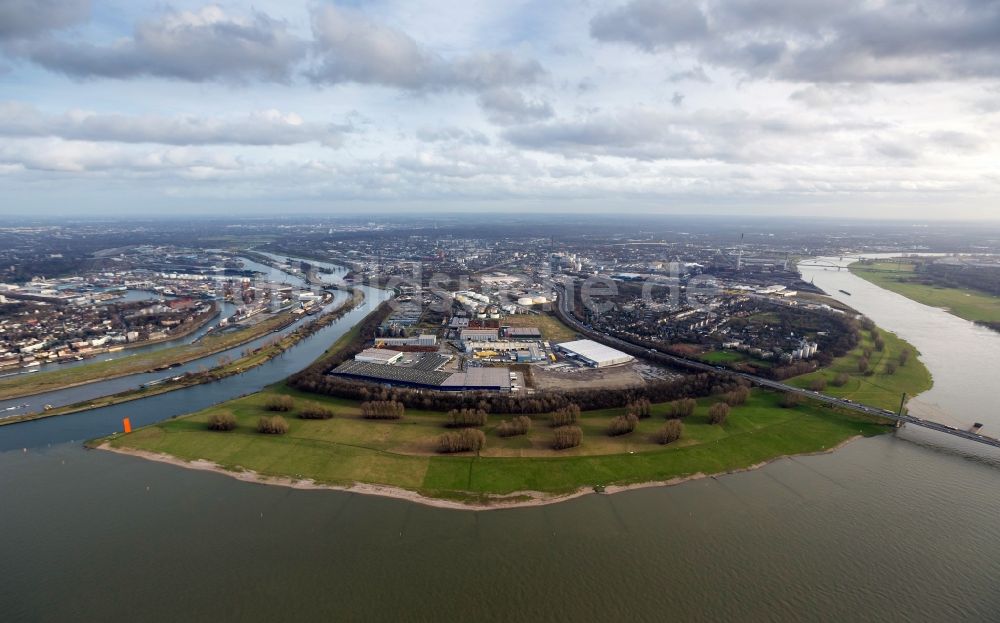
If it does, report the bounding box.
[122,417,132,433]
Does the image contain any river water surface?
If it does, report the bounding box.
[1,256,999,622]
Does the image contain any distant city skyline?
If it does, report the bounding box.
[2,0,999,219]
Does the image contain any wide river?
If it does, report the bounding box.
[1,255,999,622]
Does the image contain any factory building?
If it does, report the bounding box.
[502,326,542,339]
[355,348,404,365]
[555,339,634,368]
[460,328,500,342]
[331,360,511,392]
[376,334,437,347]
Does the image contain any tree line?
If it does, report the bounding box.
[291,368,745,416]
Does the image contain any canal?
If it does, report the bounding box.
[1,255,999,621]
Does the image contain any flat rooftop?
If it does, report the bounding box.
[556,339,634,365]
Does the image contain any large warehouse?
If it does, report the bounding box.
[555,339,634,368]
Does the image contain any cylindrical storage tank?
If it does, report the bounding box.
[518,297,534,306]
[533,296,548,304]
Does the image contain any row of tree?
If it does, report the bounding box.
[291,369,744,416]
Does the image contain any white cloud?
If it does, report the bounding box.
[0,102,351,147]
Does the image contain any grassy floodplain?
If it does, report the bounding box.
[788,327,932,412]
[103,385,892,505]
[849,261,1000,325]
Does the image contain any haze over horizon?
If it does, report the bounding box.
[2,0,999,219]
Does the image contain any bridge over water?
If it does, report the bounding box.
[554,285,1000,451]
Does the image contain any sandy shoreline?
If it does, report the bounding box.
[96,434,864,511]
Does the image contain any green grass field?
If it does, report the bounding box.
[106,385,892,502]
[788,328,932,412]
[850,261,1000,324]
[502,312,579,343]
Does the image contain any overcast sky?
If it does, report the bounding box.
[1,0,999,219]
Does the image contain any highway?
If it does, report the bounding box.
[553,285,1000,450]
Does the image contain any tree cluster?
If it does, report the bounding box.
[207,411,236,431]
[360,400,405,419]
[265,395,294,412]
[707,402,730,425]
[496,415,531,437]
[780,393,803,408]
[608,413,639,436]
[446,408,487,428]
[654,420,683,445]
[723,386,751,406]
[299,402,334,420]
[257,415,289,434]
[664,398,697,419]
[626,398,651,419]
[551,426,582,450]
[809,378,827,392]
[437,428,486,453]
[551,403,581,427]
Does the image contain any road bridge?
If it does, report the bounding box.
[553,285,1000,450]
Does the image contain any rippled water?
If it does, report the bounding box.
[799,255,1000,429]
[1,255,999,622]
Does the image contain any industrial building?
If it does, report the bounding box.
[331,360,511,392]
[555,339,634,368]
[460,328,499,342]
[502,326,542,339]
[354,348,404,365]
[375,334,437,347]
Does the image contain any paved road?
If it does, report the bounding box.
[553,285,1000,450]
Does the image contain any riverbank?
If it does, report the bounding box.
[0,306,305,402]
[95,433,864,511]
[0,289,364,427]
[849,260,1000,327]
[788,324,933,412]
[96,386,893,506]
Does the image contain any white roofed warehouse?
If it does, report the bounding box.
[555,339,634,368]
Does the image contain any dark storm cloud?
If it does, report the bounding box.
[591,0,1000,82]
[19,6,305,82]
[0,0,89,40]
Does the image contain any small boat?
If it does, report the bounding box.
[838,289,852,296]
